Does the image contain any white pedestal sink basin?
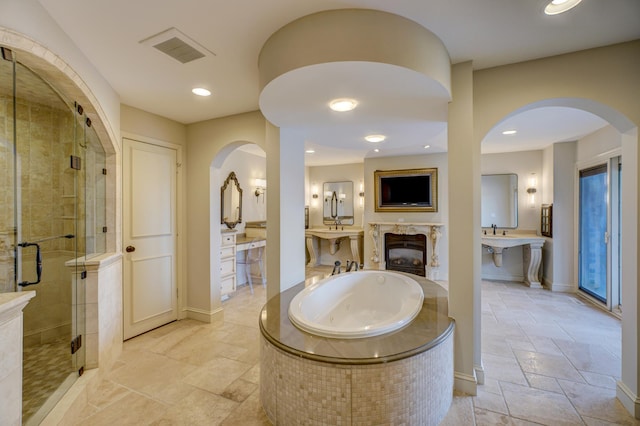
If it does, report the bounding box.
[482,234,545,287]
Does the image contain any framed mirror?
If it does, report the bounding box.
[481,173,518,228]
[322,181,354,225]
[221,171,243,229]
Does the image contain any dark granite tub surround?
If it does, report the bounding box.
[259,272,455,425]
[260,273,453,364]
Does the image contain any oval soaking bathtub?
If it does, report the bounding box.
[288,270,424,338]
[260,272,454,425]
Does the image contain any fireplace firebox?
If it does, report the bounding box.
[384,233,427,277]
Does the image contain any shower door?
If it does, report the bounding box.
[0,47,87,424]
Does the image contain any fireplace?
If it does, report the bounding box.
[385,233,427,276]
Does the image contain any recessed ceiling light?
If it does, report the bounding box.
[373,148,380,153]
[544,0,582,15]
[192,87,211,96]
[502,130,517,135]
[329,98,358,112]
[305,149,315,154]
[365,134,386,143]
[424,145,431,149]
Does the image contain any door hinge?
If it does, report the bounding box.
[81,270,87,280]
[102,226,108,233]
[70,155,82,170]
[71,335,82,354]
[102,168,107,175]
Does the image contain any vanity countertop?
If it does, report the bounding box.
[236,235,266,245]
[481,233,545,248]
[305,227,364,239]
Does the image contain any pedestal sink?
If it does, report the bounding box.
[481,234,545,287]
[305,228,364,265]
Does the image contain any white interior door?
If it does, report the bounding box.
[123,138,177,339]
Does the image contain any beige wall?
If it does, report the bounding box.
[121,104,187,146]
[186,111,266,317]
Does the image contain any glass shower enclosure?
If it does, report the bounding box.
[0,47,106,423]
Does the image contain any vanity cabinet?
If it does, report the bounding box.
[220,232,237,296]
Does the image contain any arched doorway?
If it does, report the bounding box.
[211,142,267,302]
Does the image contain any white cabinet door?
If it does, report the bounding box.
[123,138,177,339]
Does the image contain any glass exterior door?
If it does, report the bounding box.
[578,164,608,302]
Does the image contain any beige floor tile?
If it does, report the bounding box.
[558,379,640,425]
[87,379,129,409]
[183,356,254,395]
[514,349,585,383]
[579,370,618,390]
[482,353,528,386]
[500,381,583,425]
[524,372,563,394]
[473,386,509,414]
[150,388,239,426]
[439,392,476,426]
[79,392,167,426]
[554,339,622,378]
[107,351,198,404]
[220,390,271,425]
[474,407,540,426]
[221,378,259,403]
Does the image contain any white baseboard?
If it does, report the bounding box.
[185,307,223,323]
[482,273,524,282]
[454,371,478,396]
[474,363,485,385]
[549,282,575,292]
[617,380,640,419]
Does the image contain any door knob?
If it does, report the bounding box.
[126,246,136,253]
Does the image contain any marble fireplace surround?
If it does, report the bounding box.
[368,222,444,280]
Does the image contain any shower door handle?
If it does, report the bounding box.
[17,242,42,287]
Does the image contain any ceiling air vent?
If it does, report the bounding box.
[140,27,215,64]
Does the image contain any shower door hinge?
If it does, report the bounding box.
[70,155,82,170]
[71,335,82,355]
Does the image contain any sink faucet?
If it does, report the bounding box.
[346,260,359,272]
[492,224,497,235]
[332,218,342,231]
[331,260,341,275]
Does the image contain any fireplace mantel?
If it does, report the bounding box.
[368,222,444,280]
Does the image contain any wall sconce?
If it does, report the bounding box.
[254,178,266,202]
[359,182,364,207]
[310,185,319,209]
[527,173,537,208]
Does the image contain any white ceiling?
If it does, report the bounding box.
[38,0,640,165]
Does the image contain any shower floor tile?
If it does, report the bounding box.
[23,337,73,422]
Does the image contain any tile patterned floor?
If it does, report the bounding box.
[64,274,639,425]
[23,338,73,422]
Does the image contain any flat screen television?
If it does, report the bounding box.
[374,168,438,212]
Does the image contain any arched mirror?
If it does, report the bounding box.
[221,172,243,229]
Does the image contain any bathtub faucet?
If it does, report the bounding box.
[346,260,359,272]
[331,260,341,275]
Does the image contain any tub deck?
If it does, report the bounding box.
[259,272,453,365]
